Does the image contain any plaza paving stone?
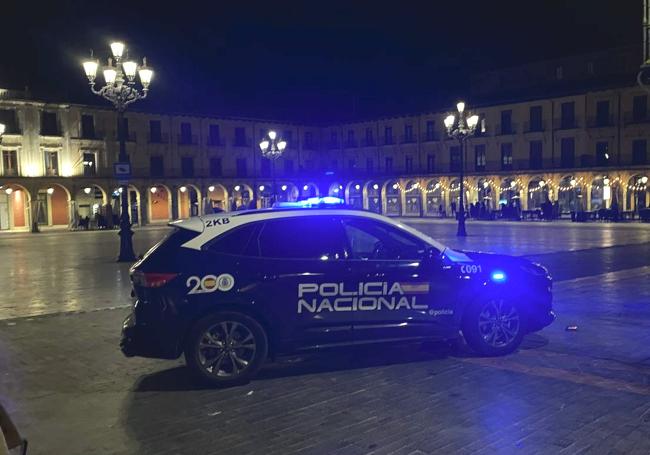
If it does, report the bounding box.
[0,220,649,454]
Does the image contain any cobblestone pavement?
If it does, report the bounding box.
[1,222,650,454]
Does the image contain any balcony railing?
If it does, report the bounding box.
[2,168,18,177]
[1,124,22,135]
[553,118,579,130]
[379,137,395,146]
[523,121,545,133]
[400,135,416,144]
[343,139,358,148]
[325,140,339,149]
[40,128,62,137]
[111,131,137,142]
[495,123,517,135]
[360,137,376,147]
[623,111,650,124]
[207,136,225,146]
[148,133,170,144]
[233,137,251,147]
[79,131,104,140]
[302,142,318,150]
[420,132,438,142]
[178,134,198,145]
[587,115,615,128]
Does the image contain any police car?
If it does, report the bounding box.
[121,198,554,385]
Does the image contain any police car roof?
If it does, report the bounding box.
[170,208,447,252]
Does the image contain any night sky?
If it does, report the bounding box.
[0,0,641,122]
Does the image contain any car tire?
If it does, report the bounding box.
[462,297,524,356]
[184,312,268,386]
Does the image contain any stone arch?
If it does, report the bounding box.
[527,176,549,210]
[626,174,649,212]
[424,179,444,216]
[0,183,31,230]
[498,177,521,207]
[300,182,319,199]
[206,183,229,212]
[73,183,107,227]
[383,179,402,216]
[276,182,298,203]
[148,183,172,222]
[364,180,383,213]
[35,183,71,228]
[328,182,344,197]
[177,184,202,218]
[231,183,254,210]
[558,174,585,213]
[476,178,495,212]
[403,180,422,216]
[345,181,364,209]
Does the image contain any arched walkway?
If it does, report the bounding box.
[626,174,649,213]
[0,183,31,231]
[111,185,141,226]
[178,184,201,218]
[231,184,254,210]
[328,182,343,197]
[300,183,319,199]
[527,177,549,210]
[206,184,228,212]
[383,180,402,216]
[365,181,382,213]
[277,183,298,203]
[346,181,364,209]
[476,178,494,212]
[73,184,107,228]
[558,175,585,213]
[403,180,421,216]
[424,179,444,217]
[35,183,71,228]
[149,184,172,222]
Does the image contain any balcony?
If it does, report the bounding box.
[325,140,339,149]
[40,128,62,137]
[2,168,18,177]
[343,139,358,148]
[79,131,104,141]
[420,132,438,142]
[623,111,650,125]
[553,118,579,130]
[206,136,225,146]
[523,121,545,133]
[148,133,170,144]
[0,124,22,135]
[302,141,318,151]
[587,115,615,128]
[111,131,136,142]
[360,137,376,147]
[233,137,251,147]
[379,137,395,146]
[495,124,517,135]
[178,134,198,146]
[400,135,416,144]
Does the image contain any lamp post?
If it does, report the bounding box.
[259,130,287,205]
[82,42,153,262]
[443,101,483,237]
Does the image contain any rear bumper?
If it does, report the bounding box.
[120,311,182,360]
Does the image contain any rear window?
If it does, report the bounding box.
[139,228,200,271]
[203,223,259,256]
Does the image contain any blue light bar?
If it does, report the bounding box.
[490,270,507,283]
[273,196,345,208]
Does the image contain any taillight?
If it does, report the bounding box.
[131,271,179,288]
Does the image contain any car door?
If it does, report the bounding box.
[246,215,354,351]
[340,216,450,342]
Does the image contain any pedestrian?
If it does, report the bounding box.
[451,201,457,217]
[438,204,443,217]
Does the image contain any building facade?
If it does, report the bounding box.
[0,84,649,231]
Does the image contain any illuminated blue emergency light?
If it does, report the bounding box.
[273,197,345,208]
[490,270,507,283]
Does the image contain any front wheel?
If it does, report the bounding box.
[462,297,524,356]
[185,312,268,386]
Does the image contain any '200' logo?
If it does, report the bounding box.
[187,274,235,294]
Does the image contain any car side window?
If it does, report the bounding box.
[342,218,425,260]
[204,223,259,256]
[257,216,347,260]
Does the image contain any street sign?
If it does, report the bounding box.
[114,162,131,180]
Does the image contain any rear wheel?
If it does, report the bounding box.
[462,297,524,356]
[185,312,268,386]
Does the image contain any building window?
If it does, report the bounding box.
[404,125,413,142]
[633,139,647,165]
[560,102,575,129]
[365,128,374,146]
[426,154,435,172]
[236,158,247,177]
[405,156,413,173]
[596,100,610,127]
[283,130,293,147]
[0,109,19,134]
[181,157,194,177]
[329,131,337,148]
[180,122,192,144]
[366,158,373,172]
[208,124,221,145]
[529,106,543,132]
[2,150,18,176]
[81,114,95,139]
[346,130,355,147]
[500,143,513,170]
[587,61,595,75]
[44,150,59,176]
[208,157,221,177]
[385,156,393,172]
[474,144,486,171]
[500,110,513,134]
[555,66,564,80]
[82,152,96,177]
[40,111,59,136]
[149,120,162,143]
[150,156,164,177]
[284,159,294,175]
[560,138,575,168]
[529,141,543,169]
[633,95,648,122]
[596,141,610,166]
[385,126,393,144]
[234,127,246,147]
[260,158,271,177]
[116,117,130,141]
[305,131,314,149]
[450,146,461,172]
[426,121,435,141]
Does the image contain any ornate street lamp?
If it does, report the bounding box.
[82,41,153,262]
[443,101,484,237]
[259,130,287,204]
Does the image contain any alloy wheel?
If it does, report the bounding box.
[478,299,520,348]
[198,321,257,378]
